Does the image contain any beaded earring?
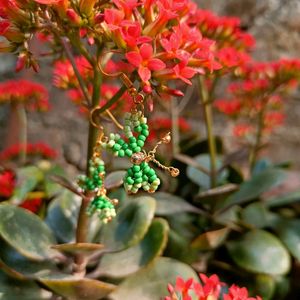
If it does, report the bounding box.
[77,126,118,223]
[95,74,180,194]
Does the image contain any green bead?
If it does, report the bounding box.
[141,130,149,137]
[134,146,141,153]
[148,168,155,176]
[137,140,144,147]
[135,177,143,184]
[125,149,133,157]
[133,165,140,172]
[149,174,157,182]
[117,139,125,145]
[126,177,134,185]
[122,143,129,150]
[129,137,136,143]
[130,142,137,149]
[113,143,121,151]
[118,149,125,157]
[135,126,142,132]
[134,171,142,178]
[143,166,150,173]
[141,124,148,129]
[138,135,146,142]
[143,175,148,181]
[128,168,133,176]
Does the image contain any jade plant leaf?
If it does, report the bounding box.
[99,196,156,251]
[152,192,201,215]
[45,190,80,243]
[218,168,286,211]
[227,229,291,275]
[110,257,199,300]
[104,171,126,190]
[52,243,104,256]
[191,227,230,250]
[0,271,52,300]
[0,204,58,261]
[38,275,116,300]
[241,202,270,228]
[0,239,57,278]
[10,166,44,204]
[96,218,169,278]
[275,219,300,261]
[187,154,228,189]
[265,190,300,208]
[255,274,276,300]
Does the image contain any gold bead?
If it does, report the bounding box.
[170,168,180,177]
[162,132,171,144]
[130,152,146,164]
[111,198,119,205]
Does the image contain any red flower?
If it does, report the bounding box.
[173,61,198,85]
[214,99,241,116]
[0,143,57,161]
[0,170,15,198]
[126,43,166,82]
[0,79,49,111]
[233,124,254,138]
[223,285,262,300]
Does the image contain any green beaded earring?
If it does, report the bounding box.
[77,130,118,223]
[98,76,179,194]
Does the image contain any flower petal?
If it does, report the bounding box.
[125,51,142,67]
[139,43,153,60]
[148,58,166,71]
[138,65,151,82]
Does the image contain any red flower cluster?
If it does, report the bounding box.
[148,117,190,141]
[0,169,15,198]
[215,59,300,138]
[165,274,261,300]
[0,79,49,111]
[0,143,57,161]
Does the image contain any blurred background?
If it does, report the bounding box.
[1,0,300,173]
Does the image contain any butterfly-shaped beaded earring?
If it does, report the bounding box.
[93,73,180,194]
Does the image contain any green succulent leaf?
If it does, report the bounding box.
[0,270,52,300]
[97,218,169,278]
[266,190,300,208]
[254,274,275,300]
[10,166,44,204]
[275,219,300,261]
[191,227,229,250]
[38,275,116,300]
[152,192,201,215]
[99,196,156,251]
[186,154,227,189]
[218,168,286,210]
[45,190,79,243]
[241,202,270,228]
[110,257,199,300]
[0,204,58,261]
[227,229,291,275]
[52,243,104,255]
[104,171,126,190]
[0,239,57,278]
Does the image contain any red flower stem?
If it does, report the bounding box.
[198,75,217,188]
[249,103,267,171]
[16,103,27,165]
[171,97,180,155]
[60,37,91,107]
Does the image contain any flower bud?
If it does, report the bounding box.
[66,9,82,26]
[79,0,96,17]
[15,52,27,72]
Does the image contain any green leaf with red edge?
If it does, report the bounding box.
[0,204,58,261]
[104,171,126,190]
[227,229,291,275]
[191,227,230,250]
[38,275,116,300]
[99,196,156,251]
[96,218,169,278]
[52,243,104,256]
[110,257,199,300]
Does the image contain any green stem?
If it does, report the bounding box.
[198,75,217,188]
[16,103,27,165]
[249,105,266,172]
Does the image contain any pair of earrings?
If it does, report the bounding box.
[77,74,179,223]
